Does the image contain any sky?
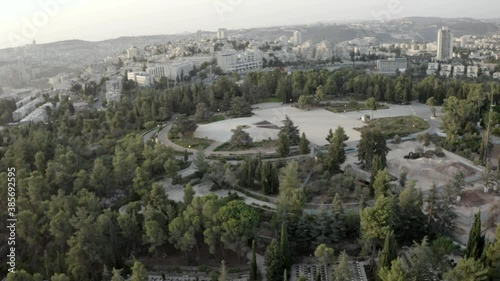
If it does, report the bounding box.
[0,0,498,49]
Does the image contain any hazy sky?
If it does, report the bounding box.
[1,0,498,49]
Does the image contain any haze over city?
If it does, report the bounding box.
[1,0,499,49]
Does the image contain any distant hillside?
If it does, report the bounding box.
[396,17,500,40]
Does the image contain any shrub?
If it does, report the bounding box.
[393,134,401,144]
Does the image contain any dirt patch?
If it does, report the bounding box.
[460,190,486,207]
[436,162,477,177]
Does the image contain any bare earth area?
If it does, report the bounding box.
[385,141,483,191]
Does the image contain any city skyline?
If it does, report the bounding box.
[1,0,499,49]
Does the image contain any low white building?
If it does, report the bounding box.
[20,102,55,124]
[147,61,194,80]
[12,97,43,122]
[127,72,154,87]
[377,58,408,73]
[493,72,500,80]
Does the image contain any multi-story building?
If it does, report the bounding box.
[127,47,141,60]
[147,61,194,81]
[440,64,453,77]
[493,72,500,80]
[467,66,479,78]
[377,58,408,73]
[454,65,465,77]
[293,31,303,46]
[315,41,332,61]
[217,28,227,40]
[437,27,453,61]
[105,77,123,104]
[217,50,263,73]
[127,72,154,86]
[427,62,440,75]
[196,30,203,41]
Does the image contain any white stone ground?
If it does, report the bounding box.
[194,102,439,147]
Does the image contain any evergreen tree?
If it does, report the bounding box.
[299,132,310,155]
[358,129,389,170]
[131,261,148,281]
[326,128,334,143]
[265,240,283,281]
[251,240,258,281]
[324,126,349,173]
[370,155,383,190]
[379,231,398,269]
[373,169,392,200]
[467,211,485,260]
[334,251,352,281]
[378,258,407,281]
[280,223,292,275]
[277,131,290,158]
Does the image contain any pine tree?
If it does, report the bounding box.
[370,154,383,189]
[265,240,282,281]
[334,251,352,281]
[251,240,258,281]
[299,132,310,155]
[379,231,398,269]
[280,223,292,275]
[324,126,349,173]
[466,211,485,260]
[277,132,290,158]
[373,169,392,200]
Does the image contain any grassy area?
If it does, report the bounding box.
[171,137,213,150]
[355,116,430,139]
[214,139,278,152]
[256,96,282,103]
[196,115,225,124]
[326,101,389,113]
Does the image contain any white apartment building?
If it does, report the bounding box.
[440,64,453,77]
[196,30,203,41]
[127,47,142,60]
[437,27,453,61]
[217,28,227,40]
[147,61,194,81]
[467,66,479,78]
[182,56,213,67]
[377,58,408,73]
[217,50,263,73]
[127,72,154,86]
[454,65,465,77]
[427,63,440,75]
[293,31,303,46]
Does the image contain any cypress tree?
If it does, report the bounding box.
[299,132,310,155]
[466,211,485,260]
[378,230,398,269]
[280,223,292,276]
[265,240,282,281]
[251,240,258,281]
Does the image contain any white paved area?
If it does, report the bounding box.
[193,102,442,147]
